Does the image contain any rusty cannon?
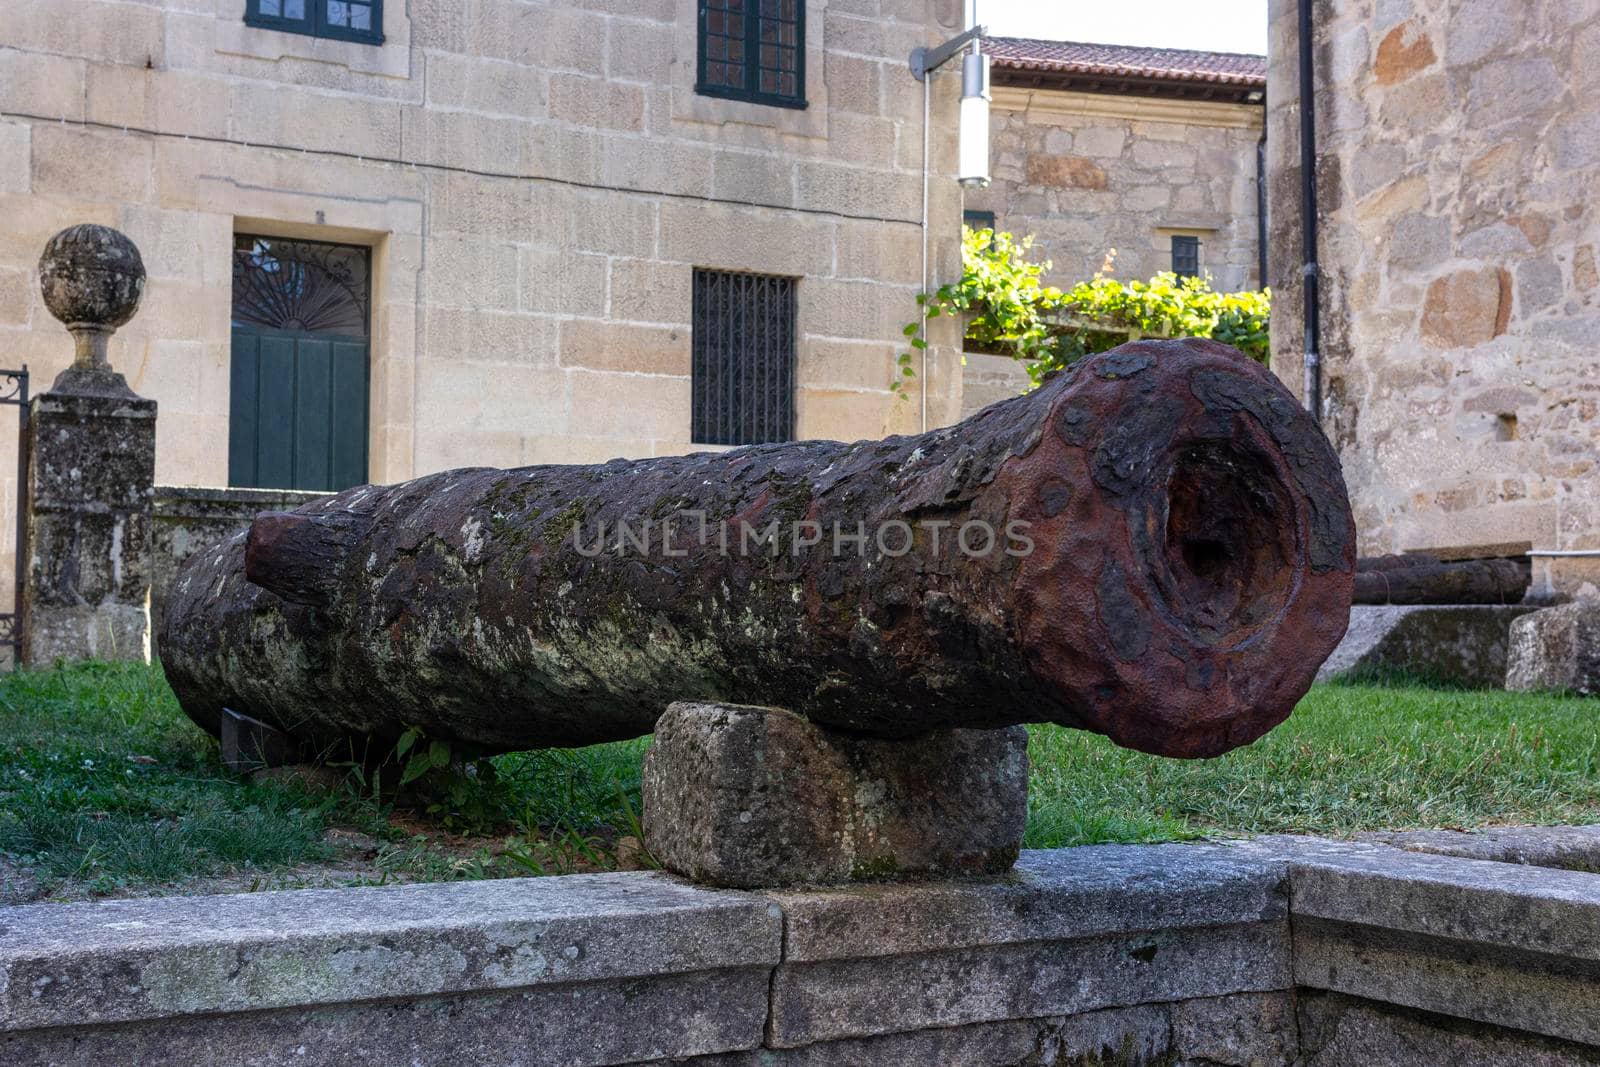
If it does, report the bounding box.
[160,338,1355,770]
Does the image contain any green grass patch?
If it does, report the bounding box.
[1,662,1597,898]
[0,662,646,898]
[1026,682,1600,848]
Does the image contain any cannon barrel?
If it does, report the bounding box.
[160,338,1354,760]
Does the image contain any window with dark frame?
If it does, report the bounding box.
[244,0,384,46]
[692,270,796,446]
[1171,235,1200,279]
[697,0,806,109]
[963,209,997,235]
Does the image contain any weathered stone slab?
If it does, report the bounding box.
[768,921,1288,1048]
[1299,991,1600,1067]
[1317,604,1538,686]
[1286,845,1600,1047]
[1287,844,1600,961]
[0,872,780,1032]
[1360,824,1600,872]
[642,702,1027,888]
[670,992,1295,1066]
[1506,599,1600,696]
[762,845,1291,1046]
[5,836,1600,1065]
[771,844,1290,962]
[3,966,770,1067]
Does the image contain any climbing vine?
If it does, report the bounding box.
[897,226,1271,394]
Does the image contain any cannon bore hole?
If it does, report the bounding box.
[1162,443,1295,642]
[1181,537,1232,582]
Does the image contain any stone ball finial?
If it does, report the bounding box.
[38,225,146,395]
[39,224,146,335]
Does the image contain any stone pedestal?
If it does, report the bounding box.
[1505,599,1600,696]
[22,385,157,664]
[642,701,1028,888]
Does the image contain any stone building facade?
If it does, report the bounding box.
[961,39,1268,415]
[0,0,971,615]
[1267,0,1599,597]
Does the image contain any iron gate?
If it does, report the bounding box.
[0,366,28,664]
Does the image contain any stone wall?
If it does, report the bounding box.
[0,0,970,615]
[5,829,1600,1065]
[1267,0,1600,598]
[959,87,1266,416]
[973,88,1265,292]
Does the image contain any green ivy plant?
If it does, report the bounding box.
[897,226,1271,394]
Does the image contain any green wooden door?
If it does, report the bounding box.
[229,235,371,492]
[228,330,369,491]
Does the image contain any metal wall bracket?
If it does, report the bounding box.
[909,24,986,80]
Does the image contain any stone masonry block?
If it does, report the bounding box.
[5,967,770,1067]
[558,319,688,376]
[1317,604,1537,687]
[1505,599,1600,696]
[0,873,779,1033]
[642,702,1027,888]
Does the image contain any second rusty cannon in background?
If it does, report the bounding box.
[160,337,1355,763]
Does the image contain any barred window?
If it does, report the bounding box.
[1171,235,1200,279]
[692,270,796,446]
[697,0,806,109]
[245,0,383,45]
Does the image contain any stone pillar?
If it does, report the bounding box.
[22,225,157,665]
[643,701,1028,888]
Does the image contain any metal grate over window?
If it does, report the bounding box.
[697,0,805,109]
[1171,235,1200,279]
[692,270,796,446]
[232,236,371,338]
[245,0,384,45]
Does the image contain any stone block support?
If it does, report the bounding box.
[643,702,1028,888]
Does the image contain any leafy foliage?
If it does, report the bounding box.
[897,227,1271,393]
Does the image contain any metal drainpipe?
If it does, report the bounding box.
[1297,0,1322,422]
[919,73,930,433]
[1256,133,1268,288]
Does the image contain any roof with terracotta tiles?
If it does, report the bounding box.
[986,37,1267,96]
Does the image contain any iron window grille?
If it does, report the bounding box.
[244,0,384,46]
[692,270,796,446]
[1171,235,1201,279]
[232,235,371,338]
[697,0,806,109]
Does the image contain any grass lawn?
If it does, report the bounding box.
[1,661,1597,900]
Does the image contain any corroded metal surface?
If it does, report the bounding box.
[160,338,1355,760]
[1353,554,1531,605]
